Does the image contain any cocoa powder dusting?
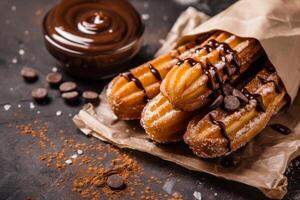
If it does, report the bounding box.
[15,120,183,199]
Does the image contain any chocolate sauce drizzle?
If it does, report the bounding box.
[206,62,224,91]
[206,73,284,151]
[186,39,283,150]
[270,124,292,135]
[121,72,149,102]
[199,45,284,149]
[195,39,240,73]
[176,59,184,66]
[241,88,266,112]
[258,76,282,94]
[181,57,225,93]
[184,58,198,66]
[178,39,241,94]
[232,74,283,113]
[118,38,204,101]
[206,71,287,150]
[148,63,162,81]
[207,86,268,153]
[209,114,231,151]
[195,45,213,53]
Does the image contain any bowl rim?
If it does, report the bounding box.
[42,7,145,57]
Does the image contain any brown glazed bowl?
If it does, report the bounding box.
[42,0,144,80]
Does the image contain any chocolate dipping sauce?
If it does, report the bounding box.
[43,0,144,79]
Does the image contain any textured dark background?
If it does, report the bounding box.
[0,0,299,199]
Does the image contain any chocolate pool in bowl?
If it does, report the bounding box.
[43,0,144,80]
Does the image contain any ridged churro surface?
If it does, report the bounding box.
[184,68,287,158]
[107,33,221,119]
[141,93,198,143]
[141,34,264,143]
[160,32,262,111]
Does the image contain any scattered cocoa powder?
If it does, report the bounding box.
[15,120,184,199]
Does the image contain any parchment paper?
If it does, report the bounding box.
[74,0,300,199]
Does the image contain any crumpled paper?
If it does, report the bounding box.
[74,0,300,199]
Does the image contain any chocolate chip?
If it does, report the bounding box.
[31,88,48,103]
[21,67,38,82]
[253,94,266,112]
[62,91,79,103]
[82,91,99,105]
[59,82,77,93]
[107,174,125,190]
[232,89,249,103]
[223,95,240,112]
[270,124,292,135]
[220,156,239,168]
[209,95,223,110]
[46,72,63,87]
[222,83,234,96]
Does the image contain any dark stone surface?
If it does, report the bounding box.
[0,0,299,199]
